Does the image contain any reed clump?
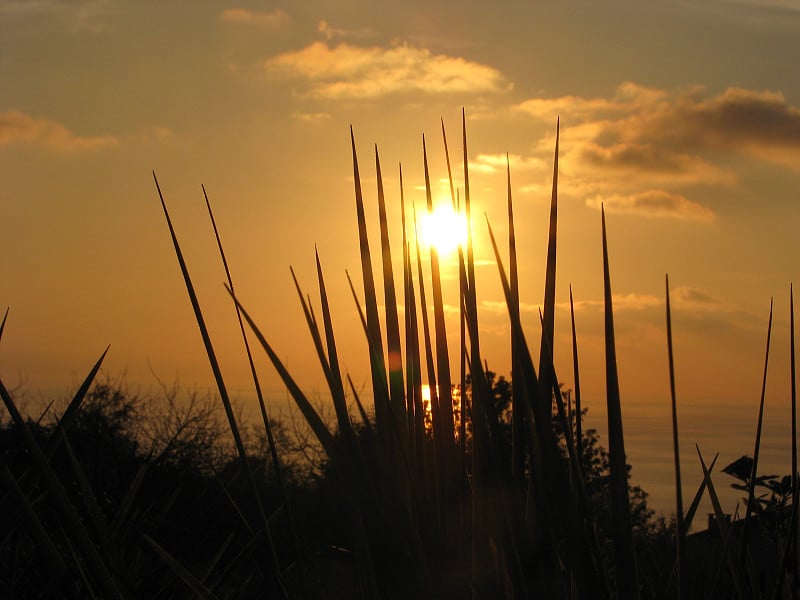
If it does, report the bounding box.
[0,116,797,599]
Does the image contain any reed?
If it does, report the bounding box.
[4,114,799,599]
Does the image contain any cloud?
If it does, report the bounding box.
[482,293,662,316]
[505,82,800,221]
[518,82,800,170]
[291,111,332,123]
[567,293,663,313]
[129,126,174,144]
[220,8,290,28]
[0,0,114,33]
[665,87,800,167]
[472,153,547,174]
[0,109,117,151]
[516,95,622,122]
[577,142,734,185]
[667,286,762,337]
[266,41,510,99]
[672,286,720,306]
[317,20,374,41]
[587,190,715,221]
[480,300,541,315]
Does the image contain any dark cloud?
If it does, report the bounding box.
[518,83,800,177]
[632,88,800,157]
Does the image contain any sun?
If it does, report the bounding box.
[418,202,468,256]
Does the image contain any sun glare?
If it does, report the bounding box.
[418,203,468,256]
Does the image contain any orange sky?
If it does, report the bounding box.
[2,0,799,515]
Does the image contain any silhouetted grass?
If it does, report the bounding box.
[1,116,798,599]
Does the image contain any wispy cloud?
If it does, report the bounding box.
[669,285,764,337]
[266,41,511,99]
[672,286,720,306]
[587,190,715,221]
[497,286,727,316]
[567,293,663,313]
[482,293,663,316]
[0,0,115,33]
[0,110,117,152]
[130,126,174,144]
[291,111,332,123]
[220,8,290,28]
[472,153,547,174]
[317,19,374,41]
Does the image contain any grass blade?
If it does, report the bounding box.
[375,146,408,451]
[0,307,8,343]
[697,446,749,600]
[225,285,336,455]
[740,299,773,569]
[48,347,110,456]
[461,109,478,363]
[569,285,584,462]
[350,128,390,438]
[442,117,472,548]
[314,251,356,440]
[400,167,426,484]
[485,216,607,597]
[507,155,525,490]
[682,452,718,536]
[422,135,456,463]
[412,204,444,530]
[458,255,530,597]
[601,207,640,599]
[289,263,351,439]
[772,479,799,600]
[201,185,294,540]
[791,284,799,597]
[346,373,374,435]
[344,270,397,441]
[110,462,149,536]
[0,457,67,578]
[154,174,253,474]
[538,306,613,597]
[792,283,797,490]
[665,275,686,600]
[537,118,559,429]
[0,374,122,599]
[154,173,286,595]
[143,534,219,600]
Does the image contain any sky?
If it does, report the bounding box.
[1,0,799,516]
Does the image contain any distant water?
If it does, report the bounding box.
[585,395,795,532]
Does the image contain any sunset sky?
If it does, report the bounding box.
[2,1,799,513]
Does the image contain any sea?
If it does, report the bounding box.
[588,395,796,532]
